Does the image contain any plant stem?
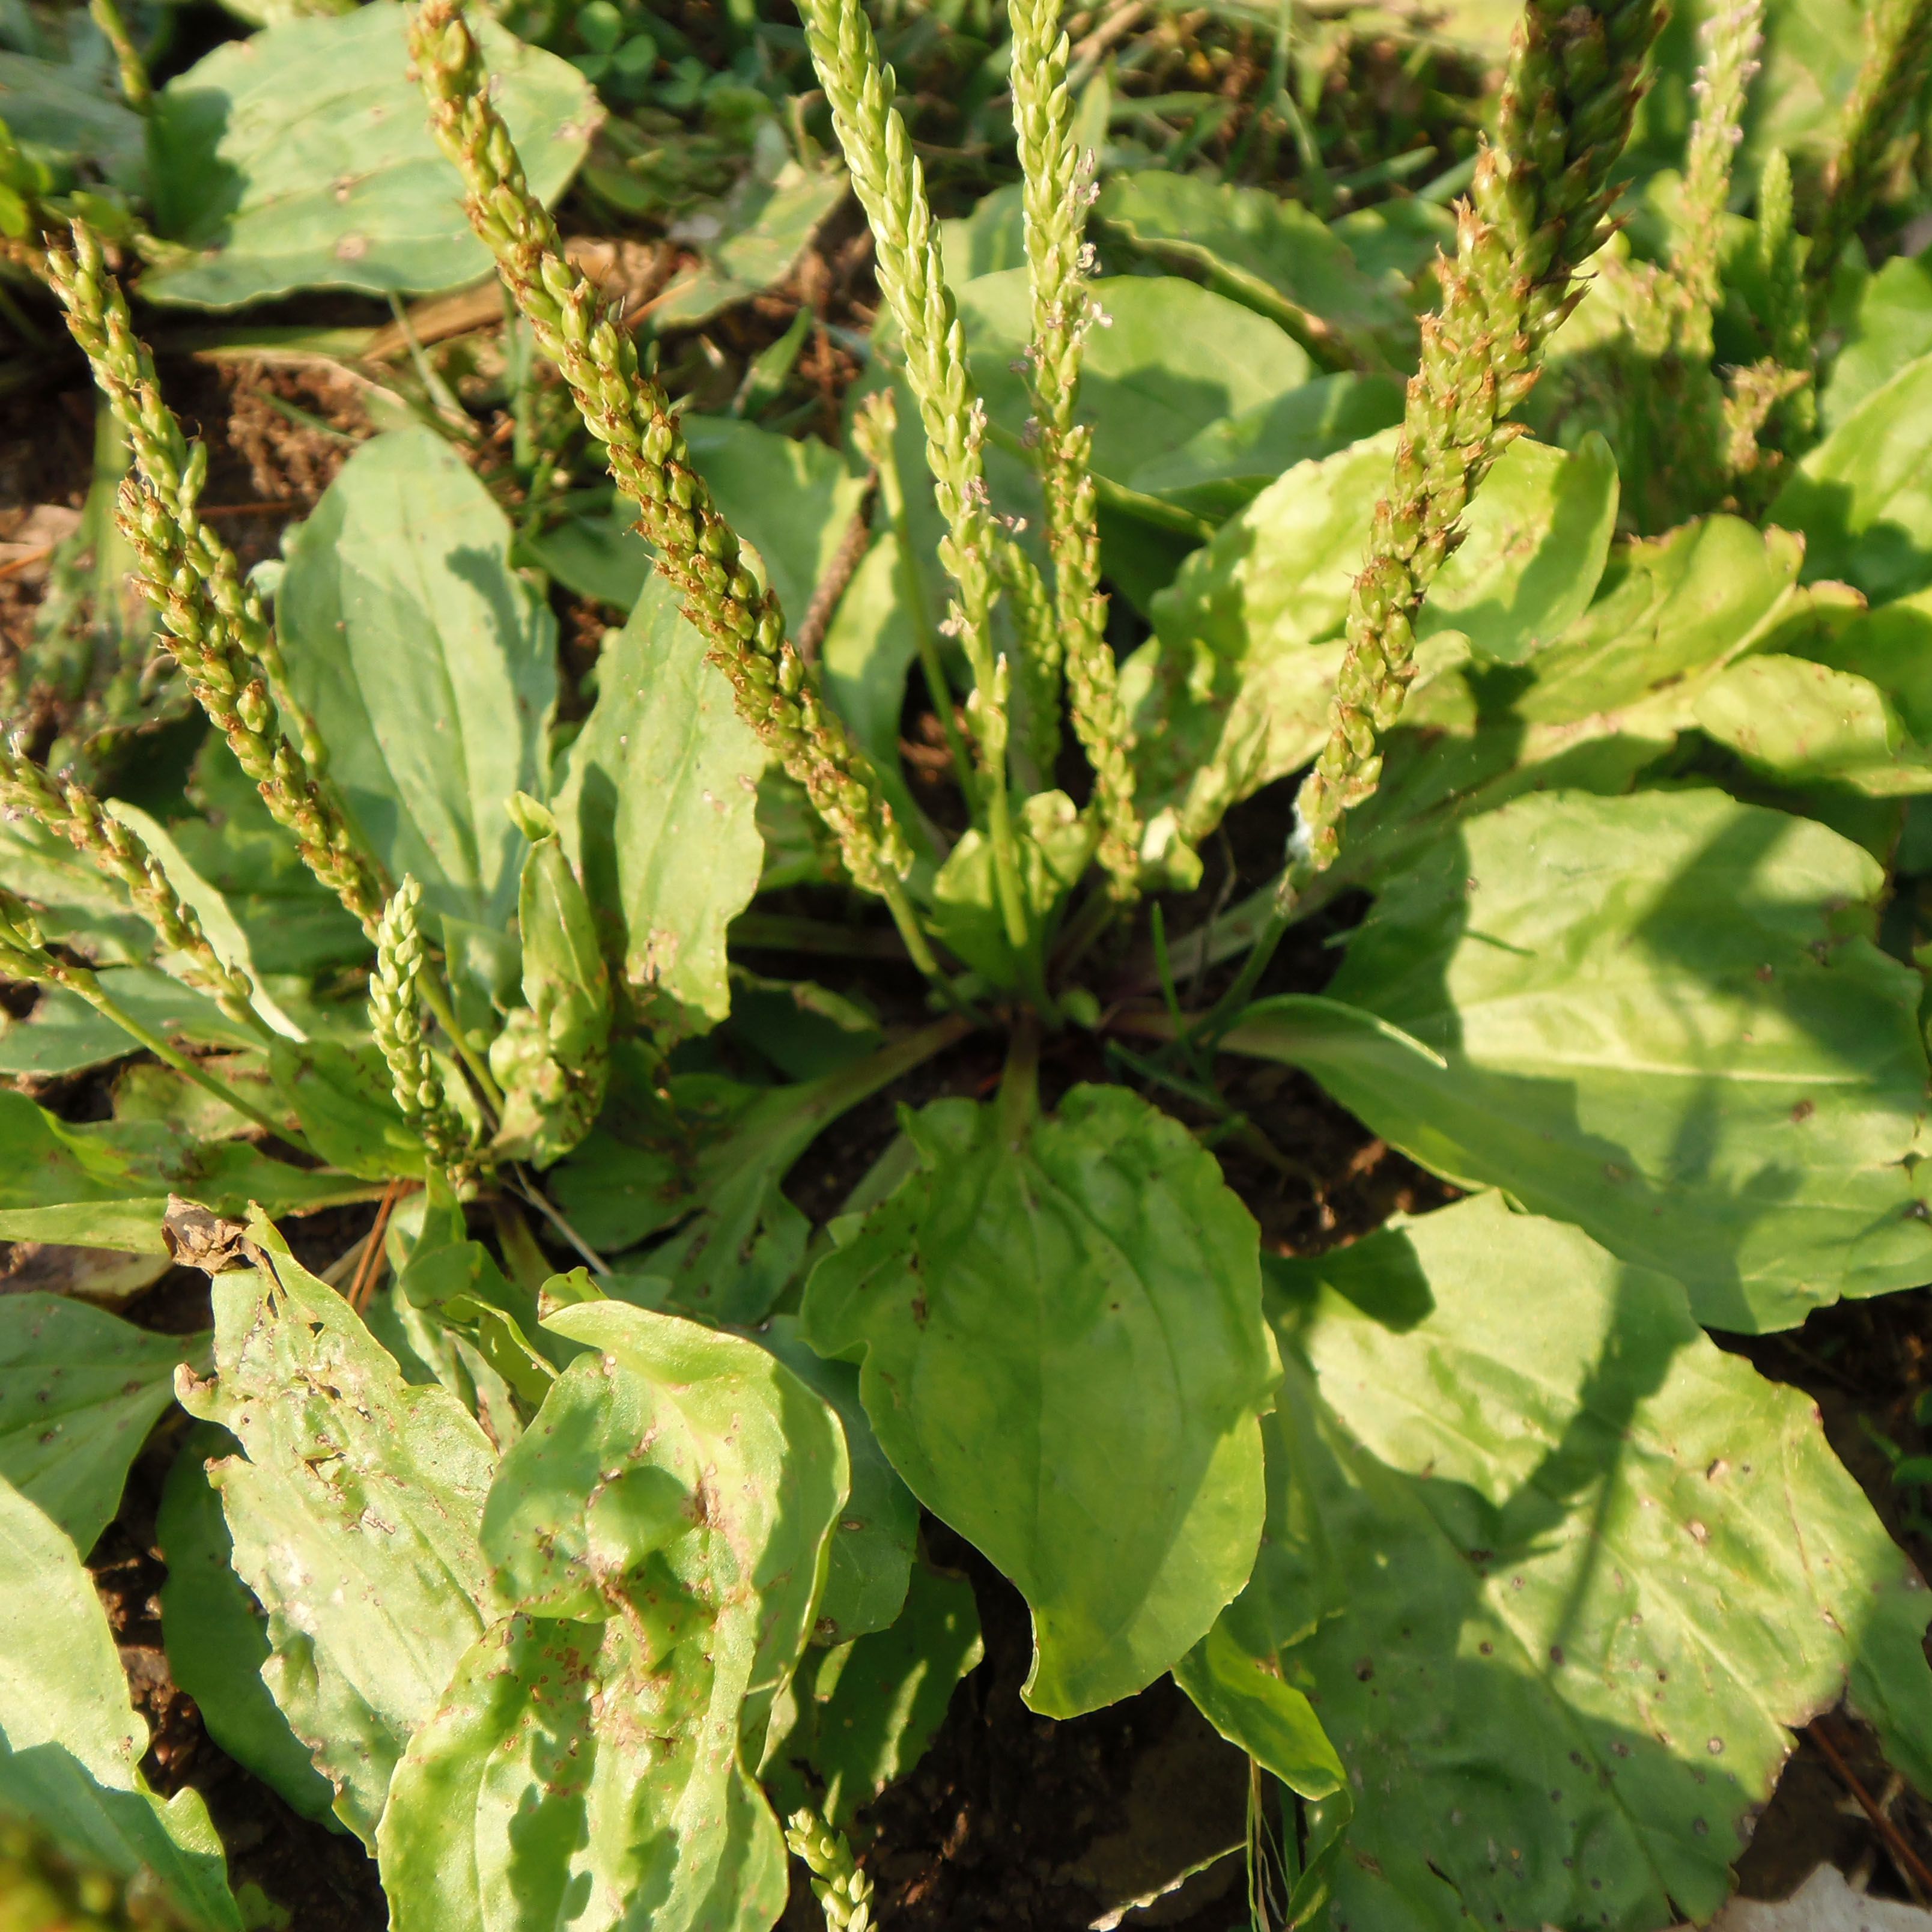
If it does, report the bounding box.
[412,0,911,901]
[417,970,506,1117]
[507,1163,612,1275]
[73,971,304,1148]
[998,1007,1041,1143]
[1010,0,1141,899]
[854,390,977,800]
[87,0,150,111]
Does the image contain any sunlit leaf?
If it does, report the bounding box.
[177,1216,499,1842]
[802,1084,1280,1718]
[1193,1194,1932,1932]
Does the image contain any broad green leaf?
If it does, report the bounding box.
[1124,428,1396,879]
[104,803,305,1040]
[1329,199,1454,288]
[1096,171,1415,366]
[0,1477,242,1931]
[115,1059,280,1144]
[651,161,849,328]
[168,741,369,979]
[1197,1193,1932,1932]
[0,968,263,1077]
[144,4,597,308]
[758,1314,919,1645]
[279,427,558,931]
[1135,428,1618,775]
[645,1024,971,1322]
[937,179,1026,277]
[267,1038,425,1179]
[958,269,1314,488]
[0,1294,196,1558]
[156,1426,339,1825]
[176,1215,498,1843]
[761,1555,983,1827]
[1694,654,1932,794]
[929,790,1095,991]
[1417,433,1620,663]
[1824,246,1932,430]
[728,971,884,1082]
[801,1084,1280,1718]
[1497,515,1802,723]
[0,1088,366,1253]
[365,1195,527,1454]
[1770,583,1932,742]
[1283,511,1803,908]
[0,986,171,1079]
[1173,1617,1344,1802]
[376,1299,846,1932]
[554,574,763,1036]
[1125,372,1406,520]
[395,1209,570,1408]
[544,1127,689,1256]
[527,416,867,622]
[0,52,144,190]
[1772,351,1932,603]
[1224,788,1932,1331]
[0,813,152,965]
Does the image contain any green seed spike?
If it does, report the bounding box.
[44,229,387,937]
[0,741,268,1036]
[369,876,476,1184]
[1008,0,1141,900]
[1746,145,1817,475]
[993,536,1063,784]
[785,1808,876,1932]
[786,0,1037,959]
[409,0,910,907]
[1290,0,1666,889]
[1674,0,1764,360]
[1808,0,1932,325]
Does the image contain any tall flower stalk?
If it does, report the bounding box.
[1807,0,1932,326]
[46,231,387,935]
[1197,0,1665,1037]
[1290,0,1664,880]
[369,877,477,1185]
[409,0,946,987]
[1007,0,1140,901]
[1674,0,1764,362]
[0,889,295,1144]
[787,0,1037,965]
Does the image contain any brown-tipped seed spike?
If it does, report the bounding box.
[1288,0,1666,889]
[44,229,387,935]
[409,0,910,897]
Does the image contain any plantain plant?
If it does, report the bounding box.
[10,0,1932,1927]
